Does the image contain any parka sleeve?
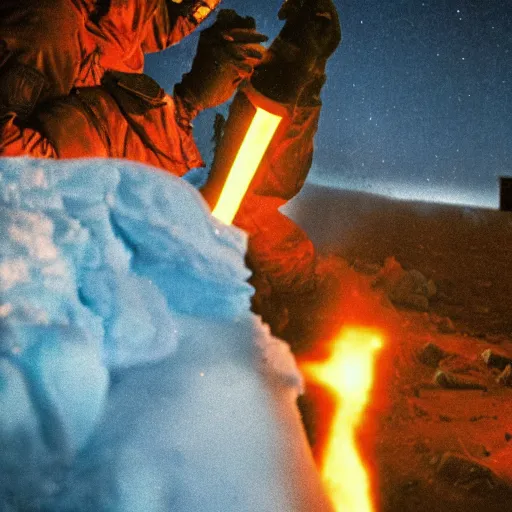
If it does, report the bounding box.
[248,104,321,201]
[201,87,322,206]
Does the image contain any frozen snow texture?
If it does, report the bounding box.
[0,158,325,512]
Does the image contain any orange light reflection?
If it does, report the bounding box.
[303,327,384,512]
[212,107,282,225]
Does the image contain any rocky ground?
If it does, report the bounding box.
[277,184,512,511]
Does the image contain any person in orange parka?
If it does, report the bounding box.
[203,0,342,327]
[0,0,267,168]
[0,0,342,325]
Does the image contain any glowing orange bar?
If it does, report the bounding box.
[303,327,384,512]
[212,107,282,225]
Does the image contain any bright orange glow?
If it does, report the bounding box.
[303,327,384,512]
[212,107,282,225]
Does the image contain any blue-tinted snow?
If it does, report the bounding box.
[0,158,331,512]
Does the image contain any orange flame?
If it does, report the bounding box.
[303,327,384,512]
[212,107,282,225]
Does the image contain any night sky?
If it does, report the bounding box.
[146,0,511,208]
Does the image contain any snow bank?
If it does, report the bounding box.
[0,158,332,511]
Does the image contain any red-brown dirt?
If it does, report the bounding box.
[280,184,512,511]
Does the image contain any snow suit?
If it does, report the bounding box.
[0,0,216,103]
[0,0,329,300]
[0,0,218,168]
[202,86,322,296]
[1,72,204,175]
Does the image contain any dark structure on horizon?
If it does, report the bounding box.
[500,177,512,212]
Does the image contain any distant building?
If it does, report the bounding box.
[500,177,512,212]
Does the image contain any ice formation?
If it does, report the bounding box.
[0,158,332,511]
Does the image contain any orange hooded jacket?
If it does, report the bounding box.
[0,0,321,295]
[0,0,217,170]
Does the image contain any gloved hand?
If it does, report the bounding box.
[174,9,268,117]
[252,0,341,105]
[278,0,341,70]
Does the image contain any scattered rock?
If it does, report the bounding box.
[436,452,504,491]
[425,278,437,299]
[374,257,436,312]
[469,415,498,422]
[418,342,447,367]
[413,403,429,418]
[479,446,491,458]
[505,432,512,442]
[352,259,381,275]
[439,415,452,422]
[402,294,430,312]
[434,370,487,391]
[430,455,440,466]
[496,364,512,387]
[482,349,512,371]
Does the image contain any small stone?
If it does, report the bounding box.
[430,455,440,466]
[410,294,430,311]
[352,259,381,275]
[436,452,503,491]
[392,291,429,311]
[480,446,491,457]
[418,342,447,367]
[482,349,512,371]
[439,415,452,422]
[437,452,487,479]
[413,404,429,418]
[425,279,437,298]
[376,258,433,311]
[505,432,512,442]
[434,370,487,391]
[496,364,512,387]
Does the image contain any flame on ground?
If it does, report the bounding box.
[212,107,282,225]
[303,326,384,512]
